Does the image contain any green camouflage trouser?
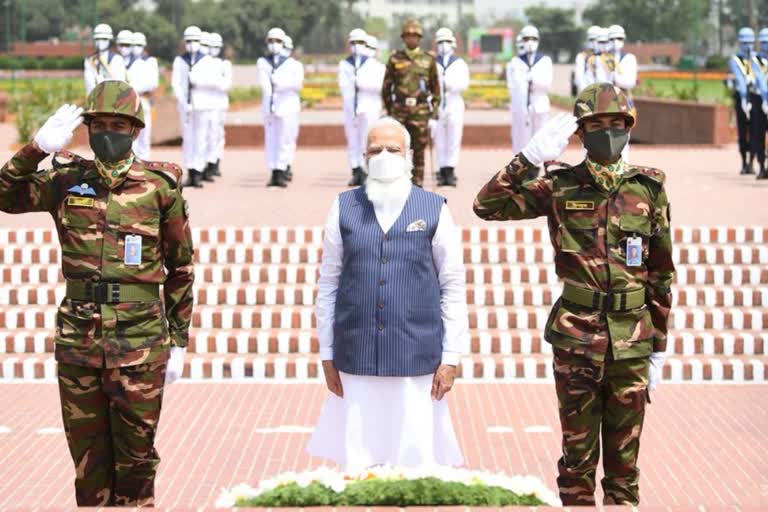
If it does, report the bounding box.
[57,360,166,506]
[391,105,430,186]
[553,347,649,506]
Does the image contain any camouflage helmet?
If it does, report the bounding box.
[574,82,636,128]
[401,19,423,37]
[83,80,145,128]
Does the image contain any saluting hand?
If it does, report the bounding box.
[322,360,344,398]
[432,364,456,401]
[33,104,83,154]
[521,112,578,166]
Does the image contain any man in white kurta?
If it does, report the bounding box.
[307,117,469,472]
[432,27,469,187]
[257,27,304,187]
[506,25,553,178]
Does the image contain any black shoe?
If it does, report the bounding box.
[445,167,458,187]
[202,163,215,182]
[285,165,293,182]
[758,163,768,180]
[184,169,203,188]
[268,169,288,188]
[436,167,448,186]
[213,159,222,177]
[348,167,365,187]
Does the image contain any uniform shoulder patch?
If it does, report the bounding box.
[144,160,182,189]
[629,165,666,184]
[52,150,93,171]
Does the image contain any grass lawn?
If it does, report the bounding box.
[635,77,732,105]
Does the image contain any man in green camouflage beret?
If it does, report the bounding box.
[473,83,675,506]
[0,80,194,506]
[382,19,441,187]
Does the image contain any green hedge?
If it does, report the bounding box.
[235,478,544,507]
[0,56,84,70]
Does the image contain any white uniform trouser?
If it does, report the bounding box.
[265,113,299,170]
[134,97,152,161]
[280,112,300,168]
[180,106,216,171]
[344,110,378,169]
[206,110,227,164]
[510,110,549,154]
[435,107,464,168]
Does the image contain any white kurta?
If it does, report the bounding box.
[307,191,469,471]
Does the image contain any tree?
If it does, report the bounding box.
[524,6,582,62]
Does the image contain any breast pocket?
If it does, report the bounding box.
[60,205,103,265]
[618,213,652,263]
[117,212,161,269]
[560,214,600,254]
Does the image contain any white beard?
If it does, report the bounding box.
[365,159,413,216]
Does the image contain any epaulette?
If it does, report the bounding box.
[52,150,93,171]
[627,165,666,185]
[143,160,182,189]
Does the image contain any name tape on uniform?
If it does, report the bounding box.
[565,200,595,211]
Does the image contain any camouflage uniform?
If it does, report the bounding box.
[382,20,440,187]
[473,84,675,506]
[0,81,194,506]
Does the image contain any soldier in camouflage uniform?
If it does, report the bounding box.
[473,83,675,506]
[0,80,194,506]
[382,19,440,187]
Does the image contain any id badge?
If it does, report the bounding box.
[626,236,643,267]
[124,235,142,266]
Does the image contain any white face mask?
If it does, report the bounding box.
[200,45,210,55]
[438,41,453,56]
[132,45,144,57]
[268,42,284,55]
[95,39,110,52]
[210,47,221,57]
[612,39,624,51]
[185,41,200,54]
[366,150,409,183]
[365,46,375,58]
[350,43,364,56]
[523,40,539,54]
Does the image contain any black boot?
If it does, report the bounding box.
[213,159,222,177]
[268,169,288,188]
[285,164,293,182]
[348,167,364,187]
[184,169,203,188]
[758,161,768,179]
[445,166,458,187]
[436,167,447,186]
[202,163,215,182]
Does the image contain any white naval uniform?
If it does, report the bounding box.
[126,54,159,160]
[435,53,469,169]
[84,51,127,95]
[573,50,593,93]
[307,194,469,471]
[171,51,215,171]
[339,54,385,169]
[257,54,304,172]
[506,52,553,154]
[202,56,232,166]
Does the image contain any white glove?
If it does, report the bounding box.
[742,99,751,120]
[648,352,666,392]
[428,118,438,135]
[33,104,83,154]
[520,112,578,166]
[165,346,186,385]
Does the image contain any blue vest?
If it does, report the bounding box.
[333,186,445,377]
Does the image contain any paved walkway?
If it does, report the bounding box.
[1,141,766,228]
[0,382,765,509]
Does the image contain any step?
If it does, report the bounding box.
[2,243,766,266]
[3,283,767,308]
[2,263,767,286]
[0,305,764,332]
[1,353,764,382]
[3,329,765,357]
[2,225,765,246]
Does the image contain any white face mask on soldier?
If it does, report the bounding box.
[185,41,200,54]
[95,39,110,52]
[366,150,408,183]
[268,42,284,55]
[438,41,453,55]
[523,40,539,54]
